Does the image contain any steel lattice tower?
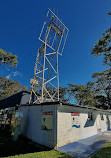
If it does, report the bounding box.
[29,9,69,103]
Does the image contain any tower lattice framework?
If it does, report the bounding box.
[29,9,69,103]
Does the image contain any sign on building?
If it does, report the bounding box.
[41,111,53,131]
[71,112,80,128]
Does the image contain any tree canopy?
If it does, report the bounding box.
[0,77,27,100]
[57,86,69,102]
[67,82,96,106]
[67,12,111,109]
[42,86,69,102]
[92,69,111,108]
[0,49,18,68]
[91,13,111,66]
[91,28,111,66]
[0,49,20,100]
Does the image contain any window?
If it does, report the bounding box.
[88,112,93,121]
[100,113,104,120]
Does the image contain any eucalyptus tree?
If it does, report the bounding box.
[0,49,26,100]
[91,13,111,66]
[0,77,27,99]
[67,82,96,106]
[91,12,111,109]
[0,49,18,68]
[92,69,111,108]
[46,86,69,102]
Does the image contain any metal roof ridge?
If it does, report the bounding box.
[20,101,111,112]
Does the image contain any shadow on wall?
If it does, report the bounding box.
[84,113,96,128]
[84,120,95,127]
[84,114,111,130]
[107,117,110,130]
[23,112,29,136]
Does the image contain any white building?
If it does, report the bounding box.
[19,101,111,148]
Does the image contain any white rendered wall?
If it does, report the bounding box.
[19,104,111,148]
[19,105,57,148]
[57,105,111,148]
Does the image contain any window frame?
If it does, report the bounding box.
[88,112,93,121]
[100,113,104,120]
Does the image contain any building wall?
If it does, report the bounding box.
[57,105,111,148]
[19,104,111,149]
[19,105,57,148]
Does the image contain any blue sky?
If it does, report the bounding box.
[0,0,111,88]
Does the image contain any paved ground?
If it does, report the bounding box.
[58,131,111,158]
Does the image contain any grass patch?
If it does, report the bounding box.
[4,150,72,158]
[0,133,42,157]
[0,129,72,158]
[90,142,111,158]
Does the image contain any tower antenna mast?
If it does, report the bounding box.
[29,9,69,103]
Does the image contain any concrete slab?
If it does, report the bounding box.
[58,131,111,158]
